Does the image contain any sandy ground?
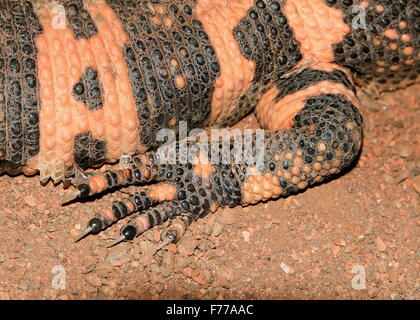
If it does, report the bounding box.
[0,85,418,300]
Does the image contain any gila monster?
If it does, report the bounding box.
[0,0,418,247]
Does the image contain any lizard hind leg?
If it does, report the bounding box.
[73,139,239,246]
[73,67,364,247]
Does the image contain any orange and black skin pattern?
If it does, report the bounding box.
[0,1,418,244]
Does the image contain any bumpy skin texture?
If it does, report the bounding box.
[0,1,418,242]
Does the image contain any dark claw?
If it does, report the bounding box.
[107,224,137,248]
[121,224,137,240]
[75,217,104,242]
[62,183,92,205]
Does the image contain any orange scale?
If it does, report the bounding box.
[384,29,398,40]
[91,110,104,123]
[125,118,137,131]
[57,95,69,107]
[36,37,47,50]
[61,131,73,143]
[51,38,62,52]
[94,125,105,138]
[341,24,351,33]
[332,7,344,18]
[226,80,235,93]
[126,133,138,145]
[401,34,411,43]
[301,6,312,16]
[374,39,382,46]
[109,44,122,60]
[69,52,81,67]
[120,82,132,96]
[313,33,323,41]
[109,125,120,139]
[389,43,398,50]
[97,55,111,70]
[83,50,95,66]
[114,63,128,77]
[107,137,119,148]
[38,53,50,67]
[69,65,81,80]
[285,9,298,19]
[307,20,318,29]
[109,114,121,127]
[62,143,74,154]
[114,28,128,43]
[56,74,67,87]
[45,138,56,151]
[77,37,89,49]
[327,33,339,43]
[106,94,118,106]
[66,41,77,53]
[45,122,56,136]
[42,102,54,117]
[75,103,88,116]
[63,154,73,164]
[89,35,103,49]
[299,29,310,39]
[53,62,67,77]
[61,111,72,127]
[78,118,89,132]
[317,8,328,17]
[214,89,224,101]
[375,5,385,13]
[211,36,223,50]
[122,104,136,116]
[41,86,54,100]
[62,28,74,40]
[39,69,52,83]
[44,150,56,162]
[403,47,414,55]
[101,71,114,85]
[44,18,56,29]
[107,148,120,160]
[99,29,114,45]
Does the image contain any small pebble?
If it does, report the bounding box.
[24,195,37,207]
[242,231,251,242]
[376,237,387,252]
[203,223,213,235]
[412,175,420,195]
[212,222,224,237]
[280,263,294,274]
[393,143,414,158]
[85,274,102,287]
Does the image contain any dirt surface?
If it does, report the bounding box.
[0,85,419,300]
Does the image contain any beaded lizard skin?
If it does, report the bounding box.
[0,0,418,246]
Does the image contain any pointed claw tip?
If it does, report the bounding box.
[62,190,81,206]
[107,235,126,248]
[155,237,173,253]
[74,227,93,243]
